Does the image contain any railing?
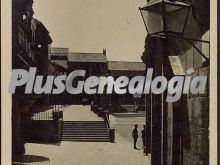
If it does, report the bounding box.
[91,104,115,142]
[31,111,53,120]
[104,113,110,129]
[104,111,115,143]
[30,109,63,121]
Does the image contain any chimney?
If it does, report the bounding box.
[103,49,106,56]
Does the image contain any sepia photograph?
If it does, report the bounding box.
[1,0,218,164]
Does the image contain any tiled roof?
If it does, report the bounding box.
[108,61,146,71]
[68,52,107,63]
[50,47,69,56]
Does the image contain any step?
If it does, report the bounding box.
[62,129,108,132]
[63,122,106,124]
[62,136,109,139]
[63,129,108,131]
[62,135,109,138]
[62,130,108,133]
[62,134,109,136]
[62,131,108,133]
[63,121,105,122]
[62,132,109,134]
[61,120,110,142]
[63,127,107,129]
[62,132,109,135]
[62,137,110,139]
[62,125,107,127]
[62,137,109,140]
[63,125,107,127]
[63,124,107,126]
[62,139,110,141]
[61,139,110,142]
[62,128,107,130]
[62,127,107,129]
[62,136,109,138]
[63,125,106,127]
[61,135,110,138]
[62,133,109,136]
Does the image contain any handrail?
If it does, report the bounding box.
[104,113,110,129]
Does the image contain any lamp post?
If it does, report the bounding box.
[139,0,209,164]
[139,0,209,64]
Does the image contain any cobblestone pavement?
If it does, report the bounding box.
[23,105,151,165]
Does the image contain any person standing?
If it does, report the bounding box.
[134,102,138,113]
[132,124,139,149]
[91,100,94,111]
[141,125,146,154]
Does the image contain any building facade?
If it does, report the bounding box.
[107,61,146,112]
[12,0,52,155]
[67,50,108,104]
[141,0,210,164]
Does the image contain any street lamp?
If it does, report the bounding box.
[139,0,210,161]
[139,0,209,63]
[139,0,190,36]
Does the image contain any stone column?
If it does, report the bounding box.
[12,96,25,156]
[142,36,168,165]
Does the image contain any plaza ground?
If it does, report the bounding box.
[13,105,151,165]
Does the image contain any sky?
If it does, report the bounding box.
[33,0,147,61]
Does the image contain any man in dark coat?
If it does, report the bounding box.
[132,124,138,149]
[141,125,146,154]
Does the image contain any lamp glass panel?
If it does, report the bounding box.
[143,0,163,13]
[141,10,163,35]
[164,2,185,12]
[165,7,189,34]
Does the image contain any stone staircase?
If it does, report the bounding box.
[62,121,110,142]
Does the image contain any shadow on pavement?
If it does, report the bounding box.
[12,155,50,164]
[26,142,61,146]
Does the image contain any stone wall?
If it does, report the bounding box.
[26,119,62,143]
[182,67,209,165]
[166,68,209,165]
[166,30,209,165]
